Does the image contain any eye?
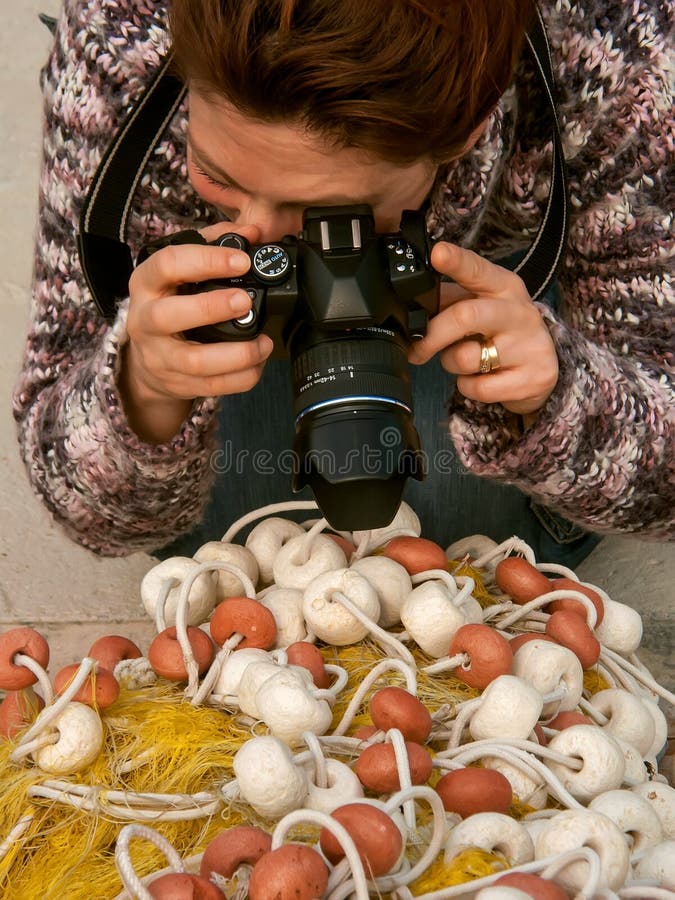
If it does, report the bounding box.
[192,164,234,191]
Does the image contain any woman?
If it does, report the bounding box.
[13,0,674,561]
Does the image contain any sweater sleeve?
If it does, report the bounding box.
[448,0,675,538]
[12,1,221,557]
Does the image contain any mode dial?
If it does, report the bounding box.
[251,244,292,283]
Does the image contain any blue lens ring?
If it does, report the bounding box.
[294,396,412,426]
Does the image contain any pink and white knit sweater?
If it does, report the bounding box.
[13,0,674,556]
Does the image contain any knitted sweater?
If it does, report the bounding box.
[13,0,674,556]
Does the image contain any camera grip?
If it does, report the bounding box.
[136,229,206,266]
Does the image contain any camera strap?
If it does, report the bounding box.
[77,53,187,319]
[77,6,568,319]
[512,7,569,300]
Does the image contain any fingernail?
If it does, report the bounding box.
[259,335,274,354]
[231,291,251,313]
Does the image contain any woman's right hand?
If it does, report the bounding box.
[121,223,274,443]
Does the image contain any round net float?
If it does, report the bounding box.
[199,824,272,882]
[53,663,120,710]
[435,767,513,818]
[319,802,404,877]
[0,627,50,691]
[546,578,605,627]
[147,626,215,682]
[209,596,277,650]
[381,536,448,575]
[193,541,260,601]
[544,610,601,670]
[285,641,330,688]
[495,557,552,604]
[249,844,329,900]
[87,636,143,673]
[369,686,432,743]
[244,517,306,585]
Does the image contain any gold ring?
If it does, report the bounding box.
[479,339,501,374]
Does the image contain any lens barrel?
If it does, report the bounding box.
[290,323,424,530]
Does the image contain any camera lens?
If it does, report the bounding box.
[290,322,424,531]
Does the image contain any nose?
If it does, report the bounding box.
[235,199,303,242]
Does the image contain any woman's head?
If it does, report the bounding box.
[170,0,534,166]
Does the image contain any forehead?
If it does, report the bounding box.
[187,90,428,204]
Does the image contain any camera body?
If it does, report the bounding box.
[138,205,440,530]
[138,204,438,350]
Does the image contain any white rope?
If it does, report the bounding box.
[115,824,184,900]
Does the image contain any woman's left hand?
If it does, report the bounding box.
[408,241,559,418]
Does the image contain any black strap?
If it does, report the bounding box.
[513,6,570,300]
[78,6,568,319]
[38,13,58,34]
[78,54,186,319]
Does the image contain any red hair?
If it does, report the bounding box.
[169,0,534,164]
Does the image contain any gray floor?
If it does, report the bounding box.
[0,3,672,692]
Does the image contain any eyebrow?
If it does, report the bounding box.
[187,128,380,208]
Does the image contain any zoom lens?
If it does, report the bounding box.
[289,322,424,531]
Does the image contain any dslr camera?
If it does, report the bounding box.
[138,205,439,531]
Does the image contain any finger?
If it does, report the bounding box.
[456,369,540,404]
[140,287,255,335]
[165,363,268,400]
[408,297,509,365]
[438,337,485,375]
[431,242,523,297]
[169,334,274,379]
[130,243,252,302]
[199,222,262,244]
[439,281,472,310]
[456,369,556,414]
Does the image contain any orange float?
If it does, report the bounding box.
[248,844,328,900]
[285,641,329,688]
[382,536,447,575]
[54,663,120,709]
[87,635,143,672]
[148,872,224,899]
[355,740,433,792]
[320,803,403,877]
[495,557,551,604]
[449,624,513,689]
[369,686,432,743]
[435,767,513,818]
[548,577,605,626]
[495,871,568,899]
[200,825,271,880]
[210,597,277,649]
[148,626,215,681]
[0,687,45,739]
[0,627,50,691]
[545,609,601,669]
